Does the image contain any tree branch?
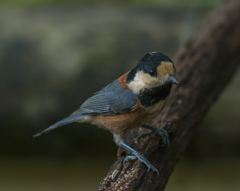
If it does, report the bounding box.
[96,0,240,190]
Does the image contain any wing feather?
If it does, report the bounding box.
[74,80,137,116]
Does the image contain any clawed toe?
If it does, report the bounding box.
[157,128,170,147]
[138,124,170,147]
[123,154,159,176]
[123,155,137,165]
[163,121,173,131]
[114,133,160,176]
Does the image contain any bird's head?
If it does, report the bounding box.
[127,52,178,94]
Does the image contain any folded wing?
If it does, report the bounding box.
[74,80,137,116]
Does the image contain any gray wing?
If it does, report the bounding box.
[74,79,137,116]
[33,79,136,137]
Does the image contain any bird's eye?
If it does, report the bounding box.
[149,69,156,76]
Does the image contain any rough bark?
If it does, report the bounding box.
[96,0,240,190]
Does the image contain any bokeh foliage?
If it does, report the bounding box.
[0,0,223,7]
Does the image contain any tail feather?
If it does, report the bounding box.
[33,113,84,137]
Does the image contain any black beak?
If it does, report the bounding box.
[168,75,179,84]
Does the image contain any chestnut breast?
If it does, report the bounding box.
[91,99,167,136]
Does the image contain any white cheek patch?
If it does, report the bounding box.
[128,70,165,94]
[128,71,151,94]
[132,72,146,87]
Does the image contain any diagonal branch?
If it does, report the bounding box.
[96,0,240,190]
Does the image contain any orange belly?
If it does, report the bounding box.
[91,99,167,136]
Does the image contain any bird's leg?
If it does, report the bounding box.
[138,121,173,147]
[113,133,159,176]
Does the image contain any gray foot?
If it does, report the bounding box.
[138,122,172,147]
[113,133,159,176]
[122,143,159,176]
[123,155,137,165]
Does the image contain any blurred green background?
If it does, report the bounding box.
[1,0,240,190]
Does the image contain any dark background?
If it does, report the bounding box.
[1,0,240,190]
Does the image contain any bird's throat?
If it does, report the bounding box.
[137,83,172,107]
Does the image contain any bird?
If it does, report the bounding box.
[33,52,178,176]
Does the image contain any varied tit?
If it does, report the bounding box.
[33,52,178,176]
